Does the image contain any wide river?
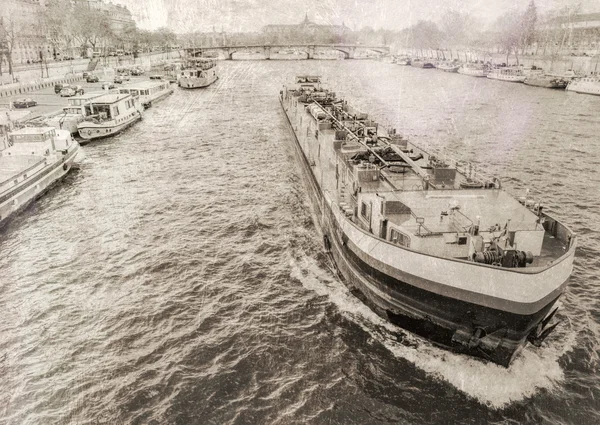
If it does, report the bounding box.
[1,61,599,424]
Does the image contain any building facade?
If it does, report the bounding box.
[0,0,51,67]
[85,0,136,37]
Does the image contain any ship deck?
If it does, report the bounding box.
[360,189,541,235]
[282,84,573,267]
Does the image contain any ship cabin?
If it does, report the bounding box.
[118,80,171,107]
[491,67,525,77]
[284,80,572,269]
[82,93,138,123]
[59,92,107,116]
[3,127,73,157]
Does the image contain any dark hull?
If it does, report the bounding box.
[524,78,568,89]
[280,96,559,367]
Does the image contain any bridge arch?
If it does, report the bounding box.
[332,48,351,59]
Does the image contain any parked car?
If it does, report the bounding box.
[101,82,115,90]
[114,75,124,84]
[60,85,84,97]
[13,98,37,108]
[86,74,100,83]
[130,67,145,76]
[149,74,163,80]
[82,72,90,78]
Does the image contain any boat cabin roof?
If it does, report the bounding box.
[9,126,55,135]
[122,81,168,89]
[88,93,131,104]
[70,92,106,101]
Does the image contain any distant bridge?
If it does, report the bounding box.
[184,44,390,60]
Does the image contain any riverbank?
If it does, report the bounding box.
[0,50,185,89]
[397,51,600,74]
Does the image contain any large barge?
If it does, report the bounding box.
[0,125,82,228]
[280,76,576,367]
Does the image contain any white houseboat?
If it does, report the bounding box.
[436,62,460,72]
[179,58,218,89]
[118,80,174,108]
[487,67,526,83]
[458,64,488,77]
[0,126,82,228]
[566,73,600,96]
[46,92,107,134]
[77,93,143,143]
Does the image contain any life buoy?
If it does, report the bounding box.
[87,130,92,136]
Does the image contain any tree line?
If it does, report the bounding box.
[0,0,179,78]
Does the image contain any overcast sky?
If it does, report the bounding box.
[112,0,598,32]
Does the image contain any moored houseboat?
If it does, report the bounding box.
[118,80,174,108]
[524,75,569,89]
[179,58,218,89]
[46,92,107,134]
[436,62,460,72]
[279,75,576,367]
[77,93,143,143]
[458,64,488,77]
[0,126,82,228]
[487,67,526,83]
[566,73,600,96]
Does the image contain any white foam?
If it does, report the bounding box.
[290,255,577,409]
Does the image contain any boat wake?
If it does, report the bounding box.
[289,254,577,409]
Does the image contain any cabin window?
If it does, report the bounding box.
[360,202,370,221]
[390,228,410,248]
[458,236,468,245]
[113,106,120,117]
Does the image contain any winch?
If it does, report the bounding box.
[473,241,534,268]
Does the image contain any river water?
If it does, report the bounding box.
[0,61,599,424]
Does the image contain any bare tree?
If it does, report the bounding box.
[0,14,17,78]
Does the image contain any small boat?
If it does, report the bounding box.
[280,75,576,367]
[77,93,143,143]
[118,80,174,108]
[46,92,107,135]
[0,125,83,228]
[487,67,526,83]
[179,58,218,89]
[565,73,600,96]
[524,76,568,89]
[458,64,488,77]
[436,62,460,73]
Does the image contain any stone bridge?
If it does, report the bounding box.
[184,44,390,60]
